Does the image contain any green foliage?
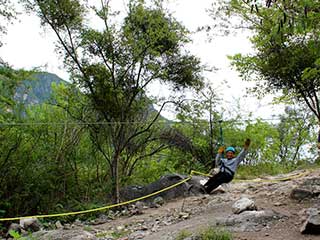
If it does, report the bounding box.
[27,0,85,30]
[1,69,315,219]
[0,67,30,121]
[175,227,232,240]
[0,73,110,217]
[0,0,17,47]
[1,0,319,223]
[198,227,233,240]
[208,0,320,158]
[8,230,36,240]
[237,162,293,179]
[24,0,205,201]
[175,229,192,240]
[212,0,320,126]
[8,230,21,239]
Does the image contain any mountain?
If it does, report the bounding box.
[15,71,171,123]
[15,72,68,105]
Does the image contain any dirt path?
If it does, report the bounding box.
[92,168,320,240]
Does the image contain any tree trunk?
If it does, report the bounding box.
[111,151,120,203]
[317,127,320,162]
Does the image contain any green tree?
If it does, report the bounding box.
[0,0,17,48]
[24,0,204,202]
[161,87,221,172]
[0,68,37,218]
[209,0,320,155]
[276,105,316,164]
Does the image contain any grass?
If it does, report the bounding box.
[235,161,319,180]
[8,230,38,240]
[175,227,232,240]
[175,229,192,240]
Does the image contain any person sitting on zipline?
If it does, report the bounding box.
[204,138,251,194]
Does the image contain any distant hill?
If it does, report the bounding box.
[14,71,172,123]
[15,72,68,105]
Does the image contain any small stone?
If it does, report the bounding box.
[274,202,283,206]
[19,218,41,232]
[153,196,165,206]
[179,212,190,219]
[232,197,257,214]
[118,237,129,240]
[74,219,82,226]
[129,230,147,239]
[117,225,124,231]
[55,221,63,229]
[140,225,148,230]
[63,224,71,230]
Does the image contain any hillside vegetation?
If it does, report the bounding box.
[1,0,320,238]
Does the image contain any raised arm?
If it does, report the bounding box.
[236,138,251,165]
[215,146,225,167]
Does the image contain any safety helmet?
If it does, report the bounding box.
[225,146,235,153]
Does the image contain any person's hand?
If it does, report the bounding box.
[218,146,225,154]
[244,138,251,149]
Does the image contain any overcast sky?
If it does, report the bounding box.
[0,0,284,120]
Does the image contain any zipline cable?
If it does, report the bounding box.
[0,117,308,127]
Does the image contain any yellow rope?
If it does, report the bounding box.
[190,170,212,177]
[234,170,309,183]
[191,170,310,183]
[0,169,310,222]
[0,176,192,221]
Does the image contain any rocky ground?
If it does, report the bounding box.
[5,168,320,240]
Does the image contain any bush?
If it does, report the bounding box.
[198,227,233,240]
[175,227,232,240]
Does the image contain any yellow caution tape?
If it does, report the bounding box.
[0,169,310,222]
[0,176,192,222]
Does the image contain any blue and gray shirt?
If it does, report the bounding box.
[215,149,248,176]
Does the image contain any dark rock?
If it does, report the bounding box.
[301,209,320,234]
[120,174,205,205]
[290,188,313,200]
[7,223,21,237]
[290,178,320,200]
[187,176,208,195]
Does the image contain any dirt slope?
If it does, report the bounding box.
[93,168,320,240]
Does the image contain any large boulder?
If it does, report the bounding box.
[290,178,320,200]
[19,218,41,232]
[120,174,206,204]
[216,210,285,232]
[300,208,320,234]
